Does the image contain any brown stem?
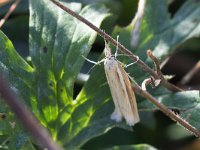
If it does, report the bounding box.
[50,0,199,137]
[180,61,200,85]
[50,0,194,134]
[141,78,151,90]
[131,0,146,48]
[147,49,162,77]
[0,76,63,150]
[50,0,181,92]
[147,50,183,91]
[131,80,200,137]
[0,0,21,28]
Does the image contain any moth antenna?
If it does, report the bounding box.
[82,55,97,65]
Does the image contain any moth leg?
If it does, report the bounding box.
[124,56,139,68]
[110,108,123,122]
[82,55,105,73]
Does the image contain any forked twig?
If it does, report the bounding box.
[0,0,20,28]
[141,78,151,90]
[137,51,199,136]
[147,49,163,78]
[50,0,181,92]
[50,0,200,137]
[147,50,183,90]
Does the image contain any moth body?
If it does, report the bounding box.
[104,43,140,126]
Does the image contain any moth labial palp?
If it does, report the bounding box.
[104,39,140,126]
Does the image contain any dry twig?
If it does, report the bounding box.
[50,0,200,137]
[131,80,200,137]
[0,0,20,28]
[180,61,200,85]
[51,0,181,92]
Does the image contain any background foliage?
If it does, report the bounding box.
[0,0,200,149]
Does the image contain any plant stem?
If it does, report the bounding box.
[51,0,182,92]
[179,61,200,85]
[0,76,63,150]
[0,0,21,28]
[51,0,200,138]
[131,0,146,48]
[131,80,200,137]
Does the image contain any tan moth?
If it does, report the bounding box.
[83,37,140,126]
[103,39,140,126]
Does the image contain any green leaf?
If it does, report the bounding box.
[139,90,200,131]
[1,0,200,149]
[1,0,108,148]
[20,141,36,150]
[112,0,200,78]
[110,1,200,132]
[77,0,200,146]
[0,29,38,125]
[7,131,30,150]
[29,0,109,147]
[0,99,31,150]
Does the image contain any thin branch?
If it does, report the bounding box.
[0,76,63,150]
[0,0,20,28]
[131,0,146,48]
[141,78,151,90]
[180,61,200,85]
[50,0,181,92]
[131,80,200,137]
[147,49,183,91]
[0,0,12,5]
[147,49,162,77]
[50,0,199,137]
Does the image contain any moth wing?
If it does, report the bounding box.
[104,60,124,122]
[117,64,140,126]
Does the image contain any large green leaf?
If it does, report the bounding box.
[1,0,200,149]
[0,30,35,118]
[29,0,108,146]
[77,0,200,146]
[110,0,200,127]
[112,0,200,78]
[1,0,108,149]
[139,90,200,130]
[0,30,35,150]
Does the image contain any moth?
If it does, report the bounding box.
[104,40,140,126]
[83,38,140,126]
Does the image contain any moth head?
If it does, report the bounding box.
[104,40,112,57]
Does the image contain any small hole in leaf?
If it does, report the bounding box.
[43,46,48,53]
[49,81,54,87]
